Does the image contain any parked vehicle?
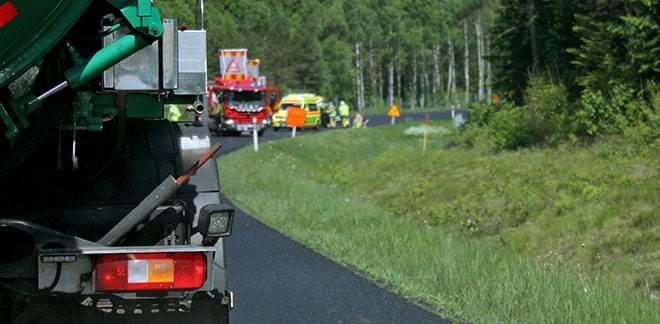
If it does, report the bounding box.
[272,93,322,131]
[208,49,280,135]
[0,1,233,322]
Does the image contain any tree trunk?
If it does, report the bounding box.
[355,42,365,112]
[377,61,383,101]
[476,11,486,102]
[388,41,394,108]
[420,50,426,110]
[396,41,402,105]
[411,49,417,110]
[486,37,492,103]
[447,37,456,102]
[528,0,539,74]
[464,20,470,105]
[432,44,440,95]
[368,38,377,103]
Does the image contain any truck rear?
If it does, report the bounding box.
[0,1,233,322]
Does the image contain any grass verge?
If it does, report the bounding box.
[218,121,660,323]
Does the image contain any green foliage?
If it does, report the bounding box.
[491,0,581,102]
[486,104,535,149]
[492,0,659,138]
[571,0,660,92]
[157,0,490,107]
[524,76,573,144]
[462,76,573,149]
[220,124,660,323]
[576,87,629,136]
[466,102,496,127]
[576,83,659,137]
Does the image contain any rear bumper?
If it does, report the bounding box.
[219,118,270,132]
[4,289,231,322]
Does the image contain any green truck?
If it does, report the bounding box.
[0,1,233,322]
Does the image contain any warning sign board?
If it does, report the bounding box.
[219,49,247,79]
[387,105,400,117]
[286,107,306,127]
[225,60,242,74]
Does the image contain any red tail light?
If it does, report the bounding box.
[96,252,206,292]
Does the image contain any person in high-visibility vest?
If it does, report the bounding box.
[353,113,364,129]
[167,104,182,122]
[338,100,350,128]
[327,102,337,128]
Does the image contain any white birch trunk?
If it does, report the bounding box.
[486,37,492,103]
[476,11,486,102]
[377,62,383,100]
[432,44,440,95]
[388,41,394,108]
[368,39,377,102]
[396,41,402,105]
[355,42,365,112]
[411,50,417,110]
[420,50,426,110]
[464,20,470,105]
[447,37,456,102]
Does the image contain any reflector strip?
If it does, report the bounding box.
[127,259,149,283]
[147,259,174,282]
[0,2,17,28]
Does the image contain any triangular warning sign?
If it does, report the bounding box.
[387,105,400,117]
[225,60,242,74]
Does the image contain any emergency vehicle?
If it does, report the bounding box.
[208,49,280,135]
[272,93,322,130]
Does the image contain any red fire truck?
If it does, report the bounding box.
[208,49,280,135]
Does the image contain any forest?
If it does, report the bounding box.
[159,0,658,142]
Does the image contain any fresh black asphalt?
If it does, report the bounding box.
[214,112,456,323]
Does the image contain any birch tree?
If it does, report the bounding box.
[420,50,427,110]
[463,20,470,105]
[447,37,457,102]
[355,42,365,112]
[433,44,441,96]
[476,11,486,102]
[387,41,395,108]
[486,37,492,102]
[410,49,418,110]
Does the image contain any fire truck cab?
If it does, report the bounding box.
[208,49,280,135]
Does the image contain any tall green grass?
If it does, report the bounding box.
[219,122,660,323]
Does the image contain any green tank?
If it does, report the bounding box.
[0,0,93,87]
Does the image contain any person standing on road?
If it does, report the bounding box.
[338,100,350,128]
[353,112,364,128]
[327,102,337,128]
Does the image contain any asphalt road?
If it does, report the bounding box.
[214,112,455,324]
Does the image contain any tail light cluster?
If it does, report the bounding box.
[95,252,206,292]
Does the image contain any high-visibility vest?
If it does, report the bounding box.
[168,105,182,121]
[338,103,349,116]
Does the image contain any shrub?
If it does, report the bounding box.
[575,85,643,136]
[525,76,573,144]
[466,102,497,127]
[488,104,536,150]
